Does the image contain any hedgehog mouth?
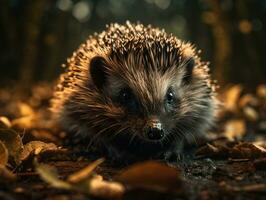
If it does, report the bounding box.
[105,130,172,156]
[115,129,167,144]
[110,131,165,144]
[139,135,166,143]
[112,132,169,148]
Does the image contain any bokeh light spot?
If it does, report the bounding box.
[72,1,91,22]
[154,0,171,9]
[57,0,73,11]
[239,20,252,34]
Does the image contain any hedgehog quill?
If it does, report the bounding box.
[51,22,218,162]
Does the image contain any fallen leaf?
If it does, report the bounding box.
[196,141,266,160]
[195,143,229,158]
[0,141,8,166]
[36,160,124,199]
[0,128,23,164]
[223,85,243,112]
[67,158,105,184]
[115,161,182,192]
[243,106,259,121]
[12,115,36,129]
[230,143,266,159]
[0,116,11,128]
[196,143,219,156]
[253,144,266,152]
[224,119,246,140]
[232,184,266,193]
[88,175,125,199]
[257,84,266,98]
[239,94,258,108]
[0,166,16,181]
[35,162,72,189]
[17,102,34,117]
[19,141,58,161]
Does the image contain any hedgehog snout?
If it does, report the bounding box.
[144,118,164,141]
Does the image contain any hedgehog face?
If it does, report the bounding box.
[112,84,180,142]
[88,46,205,147]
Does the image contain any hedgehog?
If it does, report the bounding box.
[51,21,218,162]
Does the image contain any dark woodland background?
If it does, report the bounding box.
[0,0,265,88]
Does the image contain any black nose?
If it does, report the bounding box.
[147,127,164,140]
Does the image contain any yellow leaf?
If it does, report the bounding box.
[0,141,8,166]
[88,175,124,199]
[0,116,11,128]
[0,128,23,165]
[67,158,104,184]
[19,141,58,161]
[35,162,71,189]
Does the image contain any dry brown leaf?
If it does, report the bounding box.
[19,141,58,161]
[17,102,35,117]
[115,161,182,192]
[239,94,259,108]
[196,143,219,156]
[0,166,16,181]
[0,116,11,129]
[253,141,266,150]
[223,85,243,112]
[195,143,229,158]
[257,84,266,98]
[197,141,266,160]
[224,119,246,140]
[253,143,266,152]
[36,161,124,199]
[0,128,23,164]
[232,184,266,193]
[7,101,35,119]
[0,141,8,166]
[35,162,72,189]
[230,142,266,159]
[12,115,36,129]
[88,175,124,199]
[243,106,259,121]
[67,158,105,184]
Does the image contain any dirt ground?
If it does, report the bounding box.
[0,83,266,200]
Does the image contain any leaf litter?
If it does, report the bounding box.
[0,83,265,199]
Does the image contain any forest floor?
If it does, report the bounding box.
[0,83,266,200]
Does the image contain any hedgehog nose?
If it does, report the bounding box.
[146,120,164,140]
[147,127,164,140]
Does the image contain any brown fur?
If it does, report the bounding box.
[51,22,218,161]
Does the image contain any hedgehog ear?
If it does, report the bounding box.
[89,56,108,90]
[182,57,195,84]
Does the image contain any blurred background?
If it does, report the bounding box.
[0,0,265,88]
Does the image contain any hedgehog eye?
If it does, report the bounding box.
[119,88,133,104]
[120,88,132,101]
[118,88,139,112]
[165,88,175,104]
[166,91,174,104]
